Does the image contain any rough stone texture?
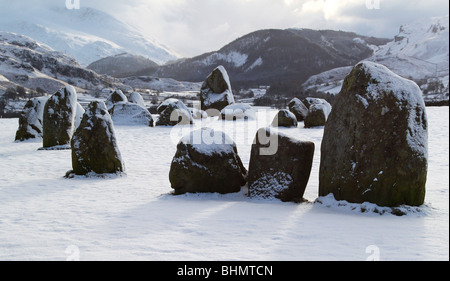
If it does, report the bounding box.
[319,61,428,207]
[42,86,77,148]
[271,109,298,128]
[248,128,315,202]
[155,98,193,126]
[71,101,124,175]
[169,128,247,195]
[288,98,309,121]
[15,96,48,141]
[200,66,235,114]
[109,102,154,126]
[304,102,330,128]
[105,89,128,110]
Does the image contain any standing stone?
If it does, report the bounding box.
[105,89,128,110]
[319,61,428,207]
[155,98,193,126]
[248,128,315,202]
[169,128,247,195]
[200,65,235,115]
[70,101,124,176]
[109,102,154,126]
[129,92,146,108]
[288,98,308,121]
[304,101,331,128]
[42,86,78,148]
[271,109,298,128]
[15,96,48,141]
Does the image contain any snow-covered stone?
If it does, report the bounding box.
[155,98,193,126]
[75,102,85,130]
[129,92,145,108]
[191,108,208,119]
[169,128,247,195]
[288,98,308,121]
[69,101,124,176]
[105,89,128,110]
[109,102,154,126]
[304,102,331,128]
[220,103,256,121]
[42,86,78,148]
[200,66,235,114]
[15,96,48,141]
[319,61,428,207]
[248,128,315,202]
[271,109,298,128]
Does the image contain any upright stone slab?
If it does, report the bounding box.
[200,65,235,115]
[288,98,308,121]
[70,101,124,176]
[248,128,315,202]
[319,61,428,207]
[169,128,247,195]
[15,96,48,141]
[42,86,78,148]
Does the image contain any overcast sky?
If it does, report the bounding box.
[2,0,449,57]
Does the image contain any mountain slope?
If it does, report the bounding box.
[0,5,179,66]
[303,15,449,99]
[155,28,390,88]
[0,31,124,95]
[87,53,160,78]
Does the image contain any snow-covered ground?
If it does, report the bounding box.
[0,107,448,261]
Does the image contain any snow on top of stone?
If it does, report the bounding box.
[181,127,236,156]
[358,61,428,158]
[221,103,256,120]
[215,65,232,91]
[50,85,77,106]
[359,61,424,106]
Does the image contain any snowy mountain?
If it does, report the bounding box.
[0,31,125,96]
[155,29,390,88]
[303,15,449,100]
[0,4,179,66]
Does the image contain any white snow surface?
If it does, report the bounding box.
[0,107,448,261]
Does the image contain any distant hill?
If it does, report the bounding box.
[153,28,390,89]
[87,53,159,78]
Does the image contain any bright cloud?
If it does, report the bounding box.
[0,0,448,57]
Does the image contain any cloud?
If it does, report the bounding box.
[1,0,448,57]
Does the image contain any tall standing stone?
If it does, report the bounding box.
[15,96,48,141]
[70,101,124,176]
[42,86,78,148]
[319,62,428,207]
[200,66,235,115]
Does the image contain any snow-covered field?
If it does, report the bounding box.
[0,107,448,261]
